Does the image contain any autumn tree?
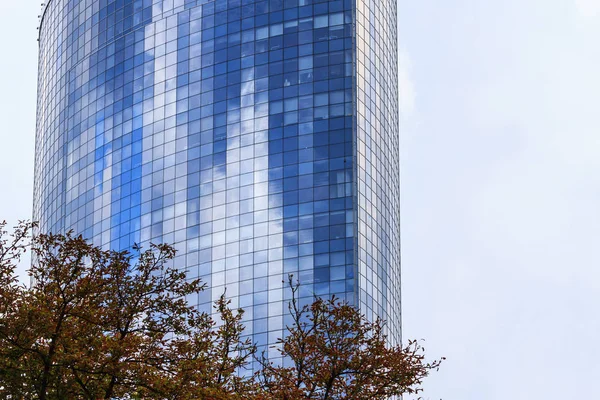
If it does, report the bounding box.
[0,221,256,399]
[0,221,442,399]
[258,277,444,400]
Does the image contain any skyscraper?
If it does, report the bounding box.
[34,0,400,349]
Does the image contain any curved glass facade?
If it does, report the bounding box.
[355,0,401,344]
[35,0,400,351]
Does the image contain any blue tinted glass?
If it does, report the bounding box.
[35,0,400,356]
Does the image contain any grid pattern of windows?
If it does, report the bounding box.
[356,0,401,345]
[35,0,399,353]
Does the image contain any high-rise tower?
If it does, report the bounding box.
[34,0,401,349]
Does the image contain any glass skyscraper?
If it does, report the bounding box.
[34,0,400,351]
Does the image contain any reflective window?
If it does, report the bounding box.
[35,0,400,358]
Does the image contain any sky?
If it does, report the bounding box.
[0,0,38,274]
[1,0,599,398]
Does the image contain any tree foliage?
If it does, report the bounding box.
[0,221,256,399]
[258,278,443,400]
[0,221,442,399]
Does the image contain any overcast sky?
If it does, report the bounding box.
[1,0,599,398]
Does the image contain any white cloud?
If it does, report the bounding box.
[575,0,600,18]
[0,1,40,283]
[398,48,416,120]
[400,0,600,398]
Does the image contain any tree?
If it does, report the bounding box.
[0,221,256,399]
[258,277,443,400]
[0,221,442,399]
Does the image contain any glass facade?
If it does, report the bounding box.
[355,0,401,344]
[34,0,400,352]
